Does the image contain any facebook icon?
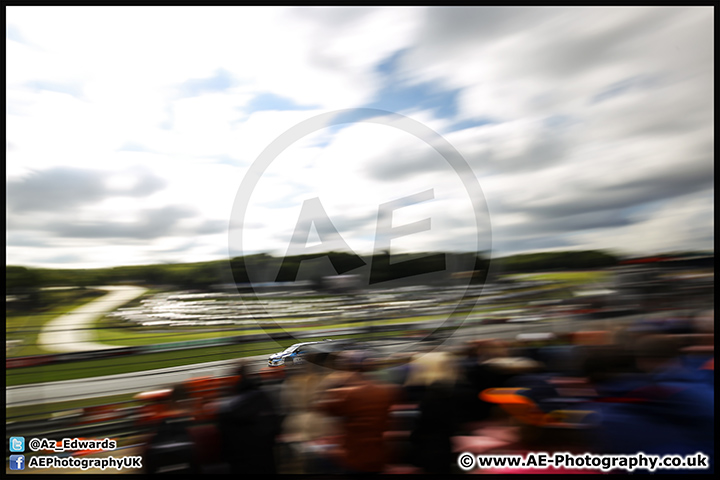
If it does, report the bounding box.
[10,455,25,470]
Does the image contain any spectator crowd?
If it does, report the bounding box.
[140,309,714,474]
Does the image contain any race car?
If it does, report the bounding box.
[267,339,336,367]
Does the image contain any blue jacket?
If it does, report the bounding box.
[592,365,714,473]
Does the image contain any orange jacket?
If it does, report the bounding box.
[318,377,399,473]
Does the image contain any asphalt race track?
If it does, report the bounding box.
[37,286,148,353]
[7,312,645,408]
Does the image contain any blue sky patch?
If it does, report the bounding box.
[245,92,318,113]
[209,154,244,166]
[329,49,494,135]
[6,24,28,44]
[591,75,658,104]
[372,48,460,119]
[119,142,152,153]
[450,117,495,132]
[177,68,237,98]
[24,80,85,99]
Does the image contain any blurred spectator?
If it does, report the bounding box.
[460,339,541,425]
[142,383,199,474]
[405,351,462,474]
[314,351,400,474]
[590,334,714,473]
[316,350,355,391]
[216,362,282,474]
[692,309,714,334]
[278,358,336,473]
[259,366,286,418]
[478,378,601,474]
[368,352,412,385]
[581,345,637,387]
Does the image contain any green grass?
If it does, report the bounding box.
[95,322,290,346]
[94,280,578,348]
[6,331,397,387]
[92,289,570,349]
[507,271,609,285]
[6,272,602,386]
[5,301,554,387]
[6,289,107,357]
[7,342,269,387]
[7,330,394,420]
[94,313,456,346]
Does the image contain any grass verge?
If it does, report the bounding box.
[7,279,582,386]
[6,289,107,357]
[506,270,610,285]
[7,331,398,387]
[7,341,276,387]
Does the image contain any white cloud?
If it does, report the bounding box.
[6,7,714,269]
[571,190,714,254]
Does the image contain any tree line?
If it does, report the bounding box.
[6,249,626,294]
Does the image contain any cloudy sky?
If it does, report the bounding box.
[7,7,714,269]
